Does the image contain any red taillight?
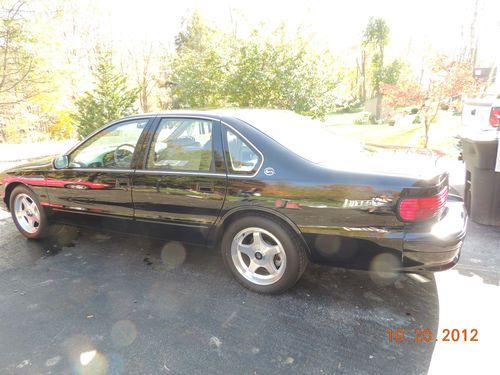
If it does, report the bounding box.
[398,187,448,222]
[489,107,500,127]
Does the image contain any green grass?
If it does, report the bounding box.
[324,111,461,157]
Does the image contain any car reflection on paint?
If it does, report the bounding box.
[0,109,467,293]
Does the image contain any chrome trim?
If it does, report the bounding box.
[61,168,134,173]
[221,121,264,178]
[227,173,255,179]
[99,168,256,179]
[134,169,226,177]
[155,114,221,122]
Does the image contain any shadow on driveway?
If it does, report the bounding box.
[0,221,441,374]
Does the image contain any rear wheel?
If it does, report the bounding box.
[9,186,48,239]
[221,215,308,294]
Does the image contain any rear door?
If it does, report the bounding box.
[131,116,227,244]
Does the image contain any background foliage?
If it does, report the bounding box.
[74,51,139,137]
[0,1,486,144]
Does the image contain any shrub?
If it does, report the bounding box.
[354,113,379,125]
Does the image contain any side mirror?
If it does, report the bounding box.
[54,155,69,169]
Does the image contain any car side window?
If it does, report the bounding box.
[69,119,148,169]
[224,127,260,174]
[146,118,214,172]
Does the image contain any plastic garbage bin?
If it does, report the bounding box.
[461,130,500,226]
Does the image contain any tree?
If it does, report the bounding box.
[381,77,423,108]
[227,27,339,118]
[170,12,341,118]
[418,56,478,148]
[0,0,43,107]
[74,50,139,137]
[130,42,161,113]
[363,17,390,120]
[170,11,229,108]
[356,46,367,102]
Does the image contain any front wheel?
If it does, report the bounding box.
[9,185,48,239]
[221,215,308,294]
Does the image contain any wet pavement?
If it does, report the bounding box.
[0,212,498,374]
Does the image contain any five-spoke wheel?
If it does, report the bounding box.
[13,193,41,234]
[231,227,287,286]
[222,215,308,294]
[9,186,48,239]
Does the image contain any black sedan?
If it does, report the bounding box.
[0,110,467,293]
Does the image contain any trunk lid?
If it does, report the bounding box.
[320,144,447,181]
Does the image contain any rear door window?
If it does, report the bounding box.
[147,118,214,172]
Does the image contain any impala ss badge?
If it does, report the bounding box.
[342,196,391,208]
[264,167,276,176]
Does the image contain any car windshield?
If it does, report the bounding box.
[232,110,365,165]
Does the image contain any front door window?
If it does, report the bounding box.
[69,119,148,169]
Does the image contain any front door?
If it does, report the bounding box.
[45,118,151,224]
[131,117,226,244]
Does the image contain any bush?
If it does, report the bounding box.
[334,97,364,114]
[440,103,450,111]
[354,113,369,125]
[412,115,421,124]
[49,110,76,140]
[354,113,378,125]
[410,107,419,115]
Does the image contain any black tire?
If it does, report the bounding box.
[221,214,308,294]
[9,185,49,239]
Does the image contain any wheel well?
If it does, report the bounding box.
[4,182,26,210]
[211,208,312,258]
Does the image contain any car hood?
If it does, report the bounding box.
[4,154,57,173]
[319,145,447,180]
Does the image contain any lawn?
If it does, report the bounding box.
[324,111,461,158]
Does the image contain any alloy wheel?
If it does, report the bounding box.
[13,193,41,234]
[230,227,287,286]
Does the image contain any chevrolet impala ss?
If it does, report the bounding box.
[0,110,467,293]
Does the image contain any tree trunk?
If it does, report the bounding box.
[140,80,149,113]
[360,49,366,102]
[375,92,382,120]
[423,104,439,149]
[424,117,430,148]
[375,45,384,120]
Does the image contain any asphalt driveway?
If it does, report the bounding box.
[0,210,498,374]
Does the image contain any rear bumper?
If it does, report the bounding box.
[402,200,467,271]
[300,199,467,272]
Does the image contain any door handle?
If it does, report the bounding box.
[115,177,129,190]
[197,183,214,193]
[156,178,165,193]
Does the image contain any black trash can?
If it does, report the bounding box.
[461,130,500,226]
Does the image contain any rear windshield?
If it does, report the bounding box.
[234,110,364,164]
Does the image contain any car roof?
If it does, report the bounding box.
[123,108,296,124]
